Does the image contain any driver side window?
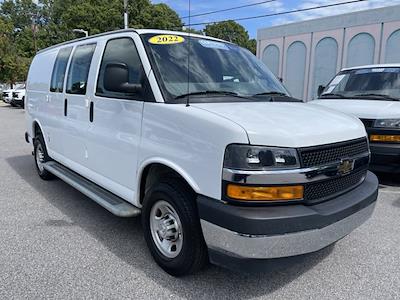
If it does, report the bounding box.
[96,37,145,100]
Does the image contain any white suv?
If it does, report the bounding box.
[25,29,378,276]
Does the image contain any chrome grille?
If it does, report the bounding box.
[304,169,367,203]
[299,138,369,168]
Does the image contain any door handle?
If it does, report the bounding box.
[89,101,94,122]
[64,99,68,116]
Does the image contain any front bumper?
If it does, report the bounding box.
[11,98,23,106]
[197,171,378,261]
[369,143,400,173]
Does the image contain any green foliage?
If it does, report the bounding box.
[0,0,186,84]
[204,20,256,54]
[0,16,31,83]
[182,27,204,35]
[137,3,182,30]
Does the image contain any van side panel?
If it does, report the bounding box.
[26,50,58,148]
[138,103,249,203]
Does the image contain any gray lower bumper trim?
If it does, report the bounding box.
[201,202,375,259]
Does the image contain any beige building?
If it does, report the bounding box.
[257,5,400,100]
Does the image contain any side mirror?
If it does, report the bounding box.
[104,63,142,94]
[317,85,325,97]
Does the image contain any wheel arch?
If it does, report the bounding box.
[32,119,49,150]
[137,158,200,206]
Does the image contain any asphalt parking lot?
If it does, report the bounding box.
[0,102,399,299]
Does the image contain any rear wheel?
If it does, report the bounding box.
[34,134,54,180]
[142,178,208,276]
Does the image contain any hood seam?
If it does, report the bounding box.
[191,105,251,144]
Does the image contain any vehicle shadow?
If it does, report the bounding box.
[7,154,334,299]
[375,171,400,187]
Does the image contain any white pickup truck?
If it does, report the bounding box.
[311,64,400,173]
[25,29,378,276]
[11,87,26,108]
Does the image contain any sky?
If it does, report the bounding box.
[154,0,400,38]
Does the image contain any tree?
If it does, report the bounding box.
[0,0,186,84]
[246,38,257,55]
[133,3,183,30]
[182,27,203,35]
[0,16,31,84]
[204,20,256,54]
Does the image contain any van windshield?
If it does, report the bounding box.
[320,67,400,101]
[142,33,289,103]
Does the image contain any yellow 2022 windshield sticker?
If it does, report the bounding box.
[148,35,185,45]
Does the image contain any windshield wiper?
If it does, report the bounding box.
[174,90,245,100]
[251,91,288,97]
[319,93,346,99]
[352,93,400,101]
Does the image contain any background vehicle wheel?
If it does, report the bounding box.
[142,178,208,276]
[34,135,54,180]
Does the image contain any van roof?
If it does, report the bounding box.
[37,28,230,54]
[341,64,400,71]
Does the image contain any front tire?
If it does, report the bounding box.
[34,135,54,180]
[142,178,208,276]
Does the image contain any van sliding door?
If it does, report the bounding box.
[62,43,96,169]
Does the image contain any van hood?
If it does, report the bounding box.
[310,99,400,119]
[192,102,366,147]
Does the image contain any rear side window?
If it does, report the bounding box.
[96,37,145,100]
[66,44,96,95]
[50,47,72,92]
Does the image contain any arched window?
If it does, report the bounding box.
[312,37,338,98]
[286,41,306,99]
[385,30,400,63]
[262,44,280,77]
[347,33,375,67]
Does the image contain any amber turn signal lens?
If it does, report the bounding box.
[370,134,400,143]
[226,184,304,201]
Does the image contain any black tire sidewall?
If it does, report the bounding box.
[34,135,53,179]
[142,180,207,276]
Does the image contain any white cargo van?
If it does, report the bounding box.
[25,29,378,276]
[311,64,400,173]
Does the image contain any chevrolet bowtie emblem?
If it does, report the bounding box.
[338,159,355,175]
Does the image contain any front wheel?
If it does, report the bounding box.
[34,135,54,180]
[142,178,208,276]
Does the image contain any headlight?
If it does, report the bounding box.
[223,144,300,170]
[373,119,400,128]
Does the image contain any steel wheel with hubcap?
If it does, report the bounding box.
[34,134,54,180]
[36,143,45,173]
[150,200,183,258]
[142,178,208,276]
